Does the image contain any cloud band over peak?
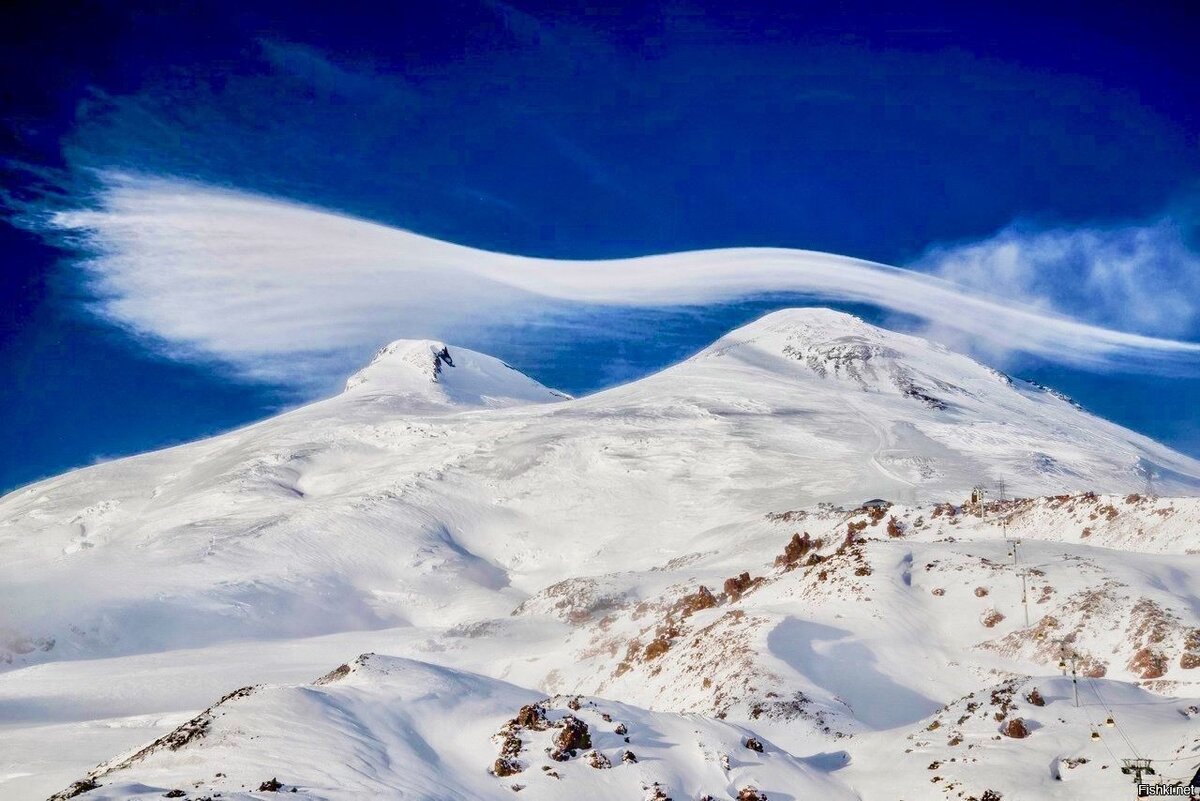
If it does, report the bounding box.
[45,174,1200,391]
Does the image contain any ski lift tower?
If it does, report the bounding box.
[1119,758,1155,796]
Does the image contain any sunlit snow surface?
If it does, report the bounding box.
[2,309,1199,800]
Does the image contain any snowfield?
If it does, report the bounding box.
[2,308,1198,800]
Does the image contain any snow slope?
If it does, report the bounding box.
[2,308,1199,800]
[54,654,855,801]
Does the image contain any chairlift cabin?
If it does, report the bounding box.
[862,499,890,511]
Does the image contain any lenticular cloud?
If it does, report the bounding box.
[47,174,1200,389]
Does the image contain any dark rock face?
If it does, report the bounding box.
[433,346,455,373]
[622,750,638,764]
[515,704,548,730]
[549,715,592,760]
[57,779,100,799]
[258,778,284,792]
[744,737,765,752]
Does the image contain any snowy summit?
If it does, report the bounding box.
[1,309,1198,801]
[343,339,569,407]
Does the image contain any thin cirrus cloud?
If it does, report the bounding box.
[45,173,1200,392]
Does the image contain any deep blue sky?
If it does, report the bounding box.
[2,0,1199,493]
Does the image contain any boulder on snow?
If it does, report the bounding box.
[549,715,591,760]
[492,757,523,777]
[1000,718,1029,738]
[514,703,548,730]
[981,609,1005,628]
[744,737,765,752]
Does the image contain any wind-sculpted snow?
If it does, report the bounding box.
[2,309,1199,800]
[53,655,855,801]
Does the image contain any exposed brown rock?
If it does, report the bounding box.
[549,715,592,760]
[775,533,815,567]
[1000,718,1029,738]
[497,732,521,758]
[743,737,764,752]
[1128,647,1167,679]
[675,585,720,617]
[55,779,101,799]
[737,787,767,801]
[493,757,523,777]
[1025,688,1045,706]
[258,778,284,792]
[644,783,672,801]
[723,572,762,602]
[314,663,351,685]
[644,637,671,660]
[514,704,548,730]
[586,750,611,769]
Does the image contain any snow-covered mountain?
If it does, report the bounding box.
[2,308,1198,801]
[343,339,569,407]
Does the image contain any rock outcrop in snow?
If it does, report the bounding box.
[53,656,854,801]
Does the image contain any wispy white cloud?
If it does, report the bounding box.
[914,214,1200,338]
[46,174,1200,392]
